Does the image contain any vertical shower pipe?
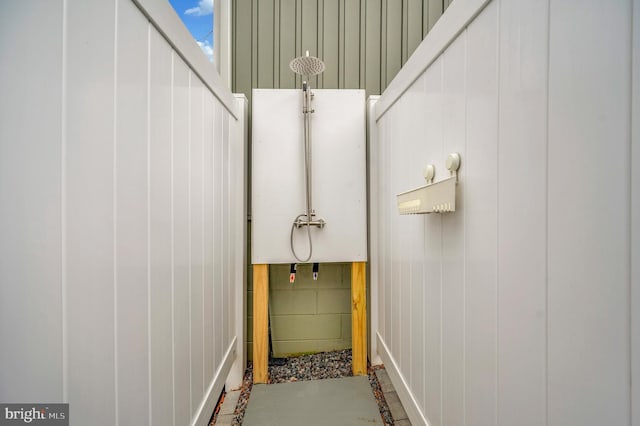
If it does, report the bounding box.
[289,52,326,263]
[304,80,313,222]
[302,81,313,227]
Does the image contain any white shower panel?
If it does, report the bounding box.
[252,89,367,264]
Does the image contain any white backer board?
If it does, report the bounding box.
[252,89,367,264]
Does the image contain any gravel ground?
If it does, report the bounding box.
[369,364,394,425]
[269,349,354,383]
[220,349,394,425]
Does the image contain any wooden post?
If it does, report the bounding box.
[253,264,269,383]
[352,262,367,375]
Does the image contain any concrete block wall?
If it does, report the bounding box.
[248,263,352,359]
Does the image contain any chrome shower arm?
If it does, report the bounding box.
[306,85,313,215]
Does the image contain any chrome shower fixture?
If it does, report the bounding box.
[288,51,326,262]
[289,50,326,77]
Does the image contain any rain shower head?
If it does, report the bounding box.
[289,51,326,76]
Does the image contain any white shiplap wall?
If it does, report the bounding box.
[0,1,247,425]
[370,0,638,425]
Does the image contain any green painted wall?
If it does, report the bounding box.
[234,0,451,358]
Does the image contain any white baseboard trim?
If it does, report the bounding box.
[376,332,430,426]
[192,336,238,426]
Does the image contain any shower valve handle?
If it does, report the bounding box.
[293,216,326,229]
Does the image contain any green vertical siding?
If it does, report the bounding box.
[363,0,382,95]
[257,0,275,88]
[235,0,451,358]
[384,0,402,88]
[233,0,452,98]
[233,0,252,100]
[279,0,297,88]
[426,0,445,35]
[343,0,360,88]
[407,0,424,60]
[322,0,339,88]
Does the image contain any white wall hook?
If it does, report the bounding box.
[423,164,435,184]
[446,152,461,181]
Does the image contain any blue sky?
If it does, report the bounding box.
[168,0,214,62]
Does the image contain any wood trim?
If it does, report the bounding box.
[252,264,269,383]
[352,261,367,375]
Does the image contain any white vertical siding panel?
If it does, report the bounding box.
[496,0,548,424]
[379,118,393,345]
[441,32,466,426]
[227,126,235,348]
[547,0,632,424]
[228,95,249,388]
[368,96,383,364]
[0,1,63,402]
[228,109,236,350]
[372,114,379,344]
[382,105,389,350]
[409,227,426,411]
[203,93,215,385]
[397,76,428,410]
[395,94,412,374]
[172,57,192,426]
[226,110,233,350]
[389,96,404,369]
[115,1,150,423]
[389,98,402,367]
[389,105,401,359]
[65,0,116,423]
[211,99,219,370]
[214,101,225,364]
[402,101,414,379]
[148,26,174,425]
[423,57,444,426]
[377,117,389,344]
[190,76,205,413]
[463,2,498,425]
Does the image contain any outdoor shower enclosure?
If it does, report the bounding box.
[251,88,368,383]
[3,0,639,425]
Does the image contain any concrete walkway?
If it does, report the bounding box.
[243,376,383,425]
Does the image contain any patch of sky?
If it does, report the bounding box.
[168,0,214,62]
